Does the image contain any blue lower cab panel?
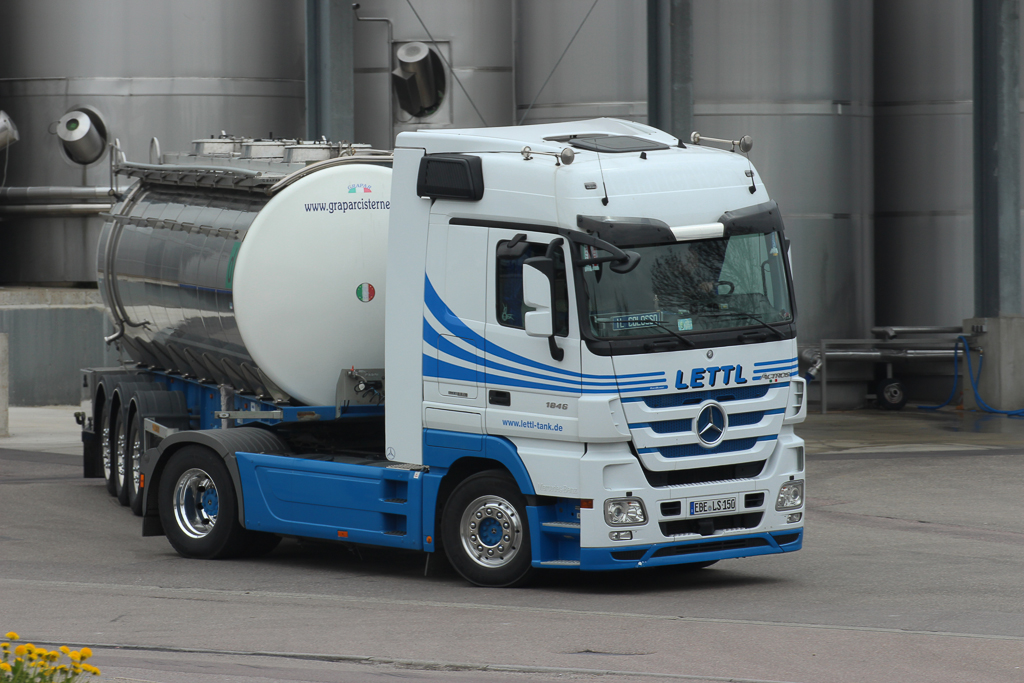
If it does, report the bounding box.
[578,529,803,571]
[235,452,423,550]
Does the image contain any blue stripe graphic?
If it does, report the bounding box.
[424,276,664,383]
[424,320,657,389]
[425,355,665,395]
[753,358,798,368]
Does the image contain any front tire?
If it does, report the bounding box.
[877,379,907,411]
[158,446,247,559]
[441,471,534,587]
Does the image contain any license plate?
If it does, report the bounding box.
[690,496,737,516]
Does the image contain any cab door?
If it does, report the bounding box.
[484,227,583,440]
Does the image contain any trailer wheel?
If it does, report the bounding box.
[876,379,907,411]
[126,413,145,516]
[158,446,247,559]
[101,400,117,496]
[441,471,534,587]
[113,412,130,506]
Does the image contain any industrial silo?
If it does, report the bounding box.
[352,0,515,150]
[873,0,974,328]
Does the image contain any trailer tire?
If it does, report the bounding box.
[101,400,117,496]
[441,470,534,588]
[113,411,130,506]
[158,446,247,559]
[126,413,145,516]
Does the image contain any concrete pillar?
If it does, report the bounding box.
[968,1,1023,411]
[305,0,355,142]
[0,333,8,437]
[962,317,1024,410]
[647,0,693,141]
[974,0,1020,317]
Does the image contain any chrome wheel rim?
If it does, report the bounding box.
[101,421,112,480]
[459,495,523,569]
[173,468,218,539]
[130,427,143,494]
[883,384,903,404]
[115,421,126,488]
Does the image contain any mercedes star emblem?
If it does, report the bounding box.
[696,403,726,446]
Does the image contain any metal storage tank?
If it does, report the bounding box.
[691,0,874,350]
[873,0,974,327]
[515,0,648,125]
[0,0,306,285]
[352,0,515,150]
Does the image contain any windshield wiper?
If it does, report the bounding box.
[640,321,696,348]
[727,309,786,341]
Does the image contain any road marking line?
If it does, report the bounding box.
[3,578,1020,641]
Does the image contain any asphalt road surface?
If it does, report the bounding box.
[0,442,1021,683]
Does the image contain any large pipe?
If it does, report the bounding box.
[0,186,113,201]
[0,204,113,216]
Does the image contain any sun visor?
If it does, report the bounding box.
[719,200,786,237]
[576,215,674,246]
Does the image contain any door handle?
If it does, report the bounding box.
[489,390,511,406]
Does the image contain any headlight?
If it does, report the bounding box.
[776,480,804,511]
[604,498,647,526]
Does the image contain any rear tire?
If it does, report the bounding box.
[127,413,145,516]
[101,400,117,496]
[158,446,247,559]
[441,471,534,587]
[113,411,130,506]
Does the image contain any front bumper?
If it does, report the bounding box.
[579,529,802,571]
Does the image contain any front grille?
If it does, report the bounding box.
[638,384,771,409]
[641,460,765,487]
[661,501,682,516]
[744,492,765,508]
[653,437,760,458]
[610,549,647,561]
[648,418,693,434]
[660,511,763,537]
[651,537,770,558]
[727,411,764,427]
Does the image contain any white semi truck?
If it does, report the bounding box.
[80,119,806,586]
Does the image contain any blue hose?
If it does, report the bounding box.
[919,335,1024,416]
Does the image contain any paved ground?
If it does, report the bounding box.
[1,405,1021,683]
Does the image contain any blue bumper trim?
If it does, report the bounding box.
[577,529,803,571]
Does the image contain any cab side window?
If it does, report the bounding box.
[496,241,569,336]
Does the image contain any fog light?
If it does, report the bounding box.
[786,512,802,524]
[604,497,647,526]
[609,530,633,541]
[776,480,804,510]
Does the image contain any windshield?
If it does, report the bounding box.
[580,232,793,340]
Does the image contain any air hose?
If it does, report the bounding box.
[919,335,1024,416]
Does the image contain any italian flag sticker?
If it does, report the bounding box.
[356,282,375,302]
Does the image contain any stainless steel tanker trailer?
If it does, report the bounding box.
[81,137,394,517]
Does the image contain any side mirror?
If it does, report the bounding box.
[523,257,553,337]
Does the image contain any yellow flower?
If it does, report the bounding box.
[13,644,26,656]
[47,651,60,661]
[69,650,82,662]
[81,646,93,659]
[3,632,17,641]
[57,664,68,672]
[0,662,10,672]
[59,646,70,655]
[25,643,36,653]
